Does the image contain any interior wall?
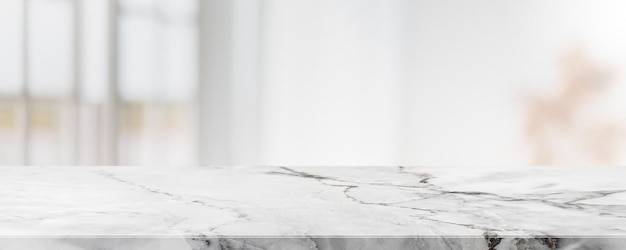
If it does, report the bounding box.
[200,0,626,166]
[259,0,407,165]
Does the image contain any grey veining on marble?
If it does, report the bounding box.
[1,165,626,249]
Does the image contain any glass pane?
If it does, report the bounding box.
[78,103,104,164]
[118,101,151,165]
[0,100,22,165]
[0,0,22,94]
[118,101,195,165]
[159,0,196,18]
[119,14,158,101]
[162,24,196,101]
[28,100,74,165]
[117,0,198,165]
[81,0,109,103]
[120,0,154,12]
[162,102,196,165]
[28,0,74,97]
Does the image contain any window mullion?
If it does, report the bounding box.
[72,0,81,165]
[21,0,31,165]
[106,0,120,165]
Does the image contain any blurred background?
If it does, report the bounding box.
[2,0,626,166]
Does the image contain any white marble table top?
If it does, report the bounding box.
[1,165,626,249]
[2,165,625,236]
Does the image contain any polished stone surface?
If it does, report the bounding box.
[1,166,626,249]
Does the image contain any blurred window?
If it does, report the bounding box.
[0,0,198,166]
[118,0,198,165]
[0,0,23,164]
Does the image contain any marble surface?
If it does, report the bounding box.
[1,165,626,249]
